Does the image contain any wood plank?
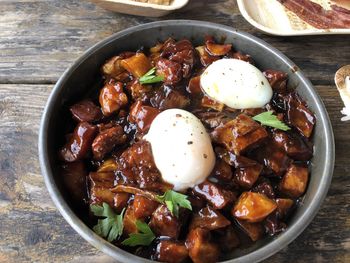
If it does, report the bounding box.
[0,0,349,84]
[0,83,349,262]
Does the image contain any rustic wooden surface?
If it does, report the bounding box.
[0,0,349,262]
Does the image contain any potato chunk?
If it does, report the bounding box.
[121,53,152,78]
[101,52,134,77]
[232,192,277,222]
[156,240,189,263]
[186,228,219,263]
[211,114,268,155]
[279,164,309,198]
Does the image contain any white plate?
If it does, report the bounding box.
[237,0,350,36]
[88,0,189,17]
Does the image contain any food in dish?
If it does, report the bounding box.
[58,36,316,262]
[277,0,350,29]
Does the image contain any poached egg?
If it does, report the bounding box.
[201,58,273,109]
[144,109,215,191]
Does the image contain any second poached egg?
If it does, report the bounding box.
[201,58,273,109]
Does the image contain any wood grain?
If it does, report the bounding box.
[0,0,349,262]
[0,0,349,85]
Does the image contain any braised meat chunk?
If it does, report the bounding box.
[156,240,189,263]
[285,92,316,138]
[70,100,102,123]
[60,122,97,162]
[92,125,127,160]
[193,181,235,209]
[99,80,128,116]
[149,205,181,239]
[190,206,231,231]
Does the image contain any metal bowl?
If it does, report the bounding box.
[39,20,335,263]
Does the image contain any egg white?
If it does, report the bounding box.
[201,58,273,109]
[144,109,215,191]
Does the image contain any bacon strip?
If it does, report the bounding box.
[278,0,350,29]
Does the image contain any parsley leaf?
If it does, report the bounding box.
[252,111,291,131]
[90,202,125,242]
[156,190,192,217]
[139,67,164,84]
[121,220,155,247]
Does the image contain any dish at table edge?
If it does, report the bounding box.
[38,22,334,262]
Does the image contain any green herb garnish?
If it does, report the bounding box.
[121,220,156,247]
[139,67,164,84]
[252,111,291,131]
[156,190,192,217]
[90,202,125,242]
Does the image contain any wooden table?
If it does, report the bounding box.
[0,0,349,262]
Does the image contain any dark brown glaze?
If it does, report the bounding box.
[61,162,88,207]
[190,206,231,230]
[150,85,190,110]
[60,122,97,162]
[58,36,316,263]
[92,125,127,160]
[129,101,161,133]
[285,92,316,138]
[263,69,288,94]
[156,240,189,263]
[156,59,183,85]
[133,194,159,220]
[193,181,235,210]
[186,228,219,263]
[70,100,103,123]
[99,80,128,116]
[149,205,181,239]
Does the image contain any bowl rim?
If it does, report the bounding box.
[39,19,335,263]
